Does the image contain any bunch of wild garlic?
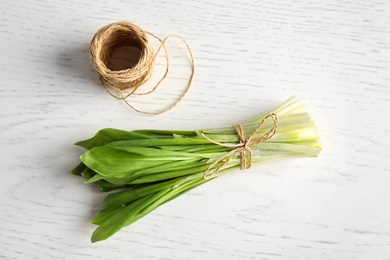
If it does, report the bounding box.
[72,96,321,242]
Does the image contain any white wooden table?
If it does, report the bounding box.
[1,0,389,259]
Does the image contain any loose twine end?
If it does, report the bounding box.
[202,112,278,179]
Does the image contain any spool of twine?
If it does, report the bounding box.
[89,21,194,114]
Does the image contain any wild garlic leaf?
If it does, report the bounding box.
[75,128,153,150]
[80,146,177,178]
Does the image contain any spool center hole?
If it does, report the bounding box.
[108,45,142,71]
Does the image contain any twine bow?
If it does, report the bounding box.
[202,112,278,179]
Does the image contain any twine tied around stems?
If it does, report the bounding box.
[202,112,278,179]
[89,21,195,115]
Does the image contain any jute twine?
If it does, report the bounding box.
[202,112,278,179]
[89,21,195,114]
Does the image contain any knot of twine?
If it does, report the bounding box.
[89,21,195,114]
[202,112,278,179]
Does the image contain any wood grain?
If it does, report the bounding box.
[1,0,389,259]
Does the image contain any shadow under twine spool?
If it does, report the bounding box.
[89,21,194,114]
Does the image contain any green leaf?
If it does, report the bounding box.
[75,128,153,150]
[102,178,182,209]
[92,177,211,242]
[105,137,212,148]
[133,129,197,138]
[91,207,123,225]
[80,146,178,179]
[106,145,216,159]
[71,162,86,176]
[137,177,209,220]
[91,190,170,243]
[130,162,219,184]
[81,167,124,191]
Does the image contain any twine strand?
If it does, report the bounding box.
[202,112,278,179]
[90,21,195,115]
